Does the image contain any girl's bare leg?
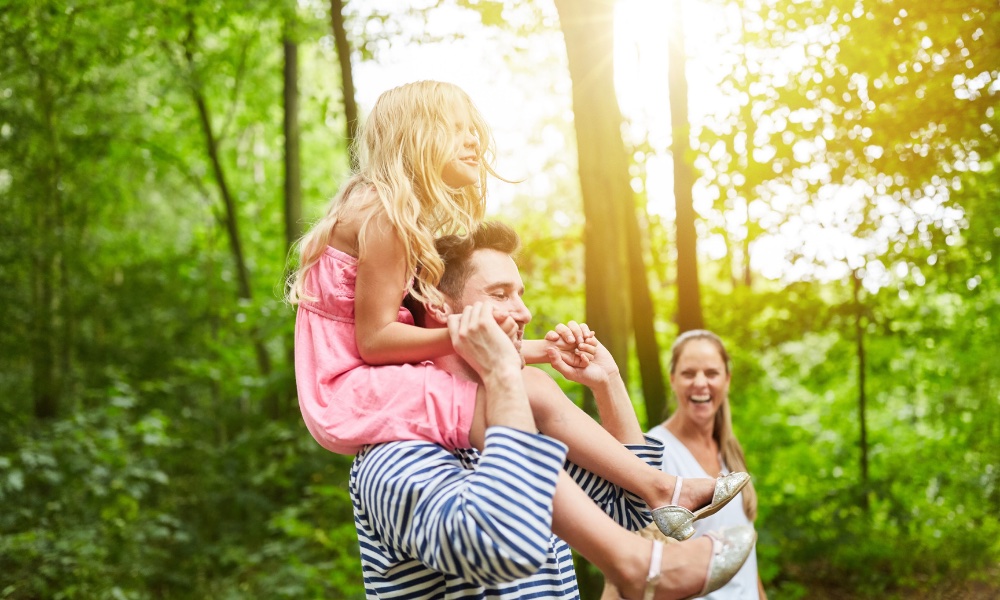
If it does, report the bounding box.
[551,471,712,600]
[467,375,715,512]
[524,371,718,512]
[467,381,717,599]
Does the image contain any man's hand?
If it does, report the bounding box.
[449,302,535,432]
[447,302,521,380]
[491,308,520,345]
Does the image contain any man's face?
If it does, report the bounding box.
[451,249,532,350]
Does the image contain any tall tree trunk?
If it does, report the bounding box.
[628,198,667,428]
[554,0,631,390]
[852,269,870,511]
[183,18,272,380]
[737,6,755,290]
[31,69,63,420]
[329,0,359,167]
[31,197,59,419]
[283,36,302,254]
[742,224,753,288]
[668,0,704,333]
[281,20,303,419]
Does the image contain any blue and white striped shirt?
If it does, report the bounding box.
[350,426,664,599]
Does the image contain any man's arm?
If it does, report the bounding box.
[544,329,646,444]
[354,303,570,587]
[352,429,569,586]
[542,327,661,530]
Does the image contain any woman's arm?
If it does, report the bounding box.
[353,210,454,364]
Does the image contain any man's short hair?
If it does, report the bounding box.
[436,221,520,299]
[405,221,521,325]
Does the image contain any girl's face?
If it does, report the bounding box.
[670,338,731,425]
[441,103,481,188]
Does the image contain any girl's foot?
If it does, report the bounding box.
[613,525,756,600]
[671,476,718,512]
[650,474,750,540]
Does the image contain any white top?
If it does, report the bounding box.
[646,424,760,600]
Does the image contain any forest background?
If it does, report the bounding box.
[1,0,998,598]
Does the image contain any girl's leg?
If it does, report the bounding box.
[524,371,718,513]
[466,374,715,512]
[551,470,713,600]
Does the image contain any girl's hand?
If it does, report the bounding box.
[544,321,597,368]
[545,334,619,388]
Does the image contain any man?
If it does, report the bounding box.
[350,222,736,599]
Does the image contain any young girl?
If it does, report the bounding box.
[286,80,747,549]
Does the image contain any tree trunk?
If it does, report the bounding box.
[329,0,359,168]
[668,0,704,333]
[283,36,303,254]
[281,22,303,419]
[31,69,63,420]
[183,17,272,380]
[554,0,631,389]
[627,198,667,428]
[852,269,870,511]
[31,201,59,420]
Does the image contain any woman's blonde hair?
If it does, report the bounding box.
[669,330,759,521]
[287,80,499,306]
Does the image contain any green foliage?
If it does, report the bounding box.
[0,386,363,599]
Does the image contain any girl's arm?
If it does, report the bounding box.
[521,321,596,365]
[353,210,453,365]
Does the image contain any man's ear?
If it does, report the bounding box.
[424,298,454,326]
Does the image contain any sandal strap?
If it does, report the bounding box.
[670,476,683,506]
[699,532,723,597]
[643,540,663,600]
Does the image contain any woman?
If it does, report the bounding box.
[646,330,767,599]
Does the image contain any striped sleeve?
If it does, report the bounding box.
[564,434,664,531]
[352,427,568,588]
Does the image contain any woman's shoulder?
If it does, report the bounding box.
[645,423,678,446]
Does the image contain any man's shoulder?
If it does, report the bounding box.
[354,440,479,475]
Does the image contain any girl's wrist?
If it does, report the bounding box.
[519,339,549,365]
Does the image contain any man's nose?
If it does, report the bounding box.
[512,296,531,325]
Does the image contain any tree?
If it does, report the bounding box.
[0,1,143,419]
[329,0,359,167]
[667,0,704,333]
[553,0,640,391]
[281,9,303,418]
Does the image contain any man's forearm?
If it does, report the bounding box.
[353,431,568,587]
[481,364,536,431]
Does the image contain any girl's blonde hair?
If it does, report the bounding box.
[669,330,759,521]
[287,81,499,306]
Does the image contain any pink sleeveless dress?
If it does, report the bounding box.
[294,246,478,455]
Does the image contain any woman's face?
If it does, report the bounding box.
[670,338,731,425]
